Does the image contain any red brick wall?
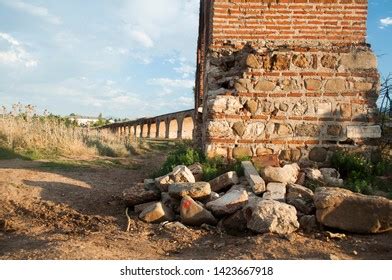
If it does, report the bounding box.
[211,0,368,49]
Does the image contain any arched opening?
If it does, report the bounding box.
[142,123,149,138]
[181,116,194,139]
[158,121,166,138]
[169,119,178,139]
[135,125,141,138]
[150,122,157,138]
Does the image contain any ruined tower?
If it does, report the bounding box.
[195,0,381,163]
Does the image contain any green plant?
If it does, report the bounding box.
[153,142,204,177]
[331,151,392,196]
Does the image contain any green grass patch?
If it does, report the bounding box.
[0,147,31,160]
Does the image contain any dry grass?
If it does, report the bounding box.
[0,104,143,160]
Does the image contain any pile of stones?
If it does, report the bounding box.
[123,162,392,235]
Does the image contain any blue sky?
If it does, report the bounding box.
[0,0,391,119]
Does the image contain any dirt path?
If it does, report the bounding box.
[0,150,391,260]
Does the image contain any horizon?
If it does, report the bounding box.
[1,0,392,120]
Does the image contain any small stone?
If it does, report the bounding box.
[209,171,239,192]
[327,125,342,137]
[232,147,252,159]
[188,163,204,182]
[309,147,328,162]
[139,202,175,223]
[256,148,274,156]
[320,168,344,187]
[273,54,290,70]
[244,199,299,235]
[169,182,211,200]
[321,55,338,69]
[340,103,352,118]
[242,161,266,195]
[292,54,310,68]
[163,221,189,232]
[286,184,314,202]
[254,79,276,91]
[296,124,320,137]
[245,99,258,115]
[246,54,260,69]
[134,201,157,214]
[279,103,289,112]
[180,196,217,226]
[354,82,373,91]
[276,123,293,136]
[144,179,156,190]
[262,163,300,184]
[305,79,322,91]
[263,183,286,202]
[292,101,308,116]
[325,79,346,92]
[299,215,319,233]
[252,155,280,170]
[221,210,248,234]
[155,165,195,192]
[123,183,161,207]
[206,188,248,216]
[232,122,246,137]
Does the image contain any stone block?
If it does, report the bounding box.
[206,188,248,215]
[254,79,276,91]
[347,125,382,139]
[233,147,252,159]
[246,54,260,69]
[209,171,239,192]
[296,124,320,137]
[325,79,346,92]
[168,182,211,200]
[242,161,266,195]
[263,182,287,202]
[341,52,377,70]
[309,147,328,162]
[305,79,322,91]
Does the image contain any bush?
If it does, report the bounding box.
[331,151,392,196]
[153,142,250,181]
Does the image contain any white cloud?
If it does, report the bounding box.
[0,32,38,67]
[129,30,154,48]
[1,0,62,25]
[380,17,392,29]
[174,63,195,78]
[149,78,194,91]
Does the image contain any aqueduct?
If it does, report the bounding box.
[100,109,195,140]
[102,0,382,163]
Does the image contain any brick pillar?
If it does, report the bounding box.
[196,0,381,163]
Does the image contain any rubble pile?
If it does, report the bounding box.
[123,162,392,235]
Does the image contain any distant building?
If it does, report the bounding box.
[68,115,100,127]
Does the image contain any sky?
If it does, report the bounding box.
[0,0,391,119]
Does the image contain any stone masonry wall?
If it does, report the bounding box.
[196,0,381,164]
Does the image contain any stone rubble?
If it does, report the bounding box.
[123,162,391,236]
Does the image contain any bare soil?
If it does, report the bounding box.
[0,150,391,260]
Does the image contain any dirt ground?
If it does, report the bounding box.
[0,149,391,260]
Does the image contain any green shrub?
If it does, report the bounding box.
[153,142,204,177]
[331,151,392,196]
[152,142,250,181]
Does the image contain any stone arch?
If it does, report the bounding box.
[181,116,194,139]
[142,123,149,138]
[168,118,179,139]
[135,124,141,138]
[158,120,166,138]
[150,122,157,138]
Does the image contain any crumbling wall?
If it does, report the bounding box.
[196,0,381,163]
